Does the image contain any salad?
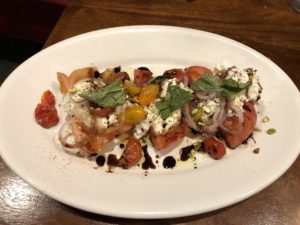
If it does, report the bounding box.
[34,64,262,169]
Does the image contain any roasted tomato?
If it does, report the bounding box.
[203,136,226,160]
[137,84,159,105]
[163,69,186,83]
[119,137,143,169]
[219,101,257,148]
[35,90,59,128]
[185,66,212,84]
[41,90,56,106]
[133,67,153,87]
[35,103,59,128]
[149,121,189,150]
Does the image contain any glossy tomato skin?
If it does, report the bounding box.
[203,136,226,160]
[35,90,59,128]
[185,66,212,84]
[133,68,153,87]
[41,90,56,106]
[34,103,59,128]
[220,101,257,148]
[119,137,143,168]
[163,69,186,83]
[149,121,189,150]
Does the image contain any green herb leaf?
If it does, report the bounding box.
[191,73,252,97]
[190,72,222,92]
[148,75,171,84]
[220,79,252,97]
[79,79,125,107]
[155,85,192,120]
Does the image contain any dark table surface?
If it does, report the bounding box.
[1,0,300,224]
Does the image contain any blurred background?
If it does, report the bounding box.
[0,0,70,85]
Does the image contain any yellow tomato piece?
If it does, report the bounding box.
[138,84,159,105]
[124,80,141,96]
[125,105,146,125]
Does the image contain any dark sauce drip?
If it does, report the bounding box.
[114,66,121,73]
[163,156,176,169]
[142,145,156,170]
[94,71,100,78]
[107,154,119,167]
[95,155,105,166]
[180,145,194,161]
[119,143,125,149]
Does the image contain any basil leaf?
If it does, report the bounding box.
[221,79,252,97]
[79,79,125,107]
[149,75,171,84]
[190,72,222,92]
[191,73,252,97]
[155,85,192,120]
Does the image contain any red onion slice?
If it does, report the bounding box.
[182,104,201,132]
[58,122,80,148]
[205,97,227,133]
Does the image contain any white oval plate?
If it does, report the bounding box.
[0,26,299,219]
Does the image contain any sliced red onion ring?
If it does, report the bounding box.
[205,97,227,133]
[182,104,201,132]
[58,122,79,148]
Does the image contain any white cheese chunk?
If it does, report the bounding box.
[95,117,108,130]
[108,113,118,126]
[197,97,220,121]
[70,79,95,102]
[226,69,249,84]
[133,102,181,138]
[160,78,177,99]
[247,73,261,100]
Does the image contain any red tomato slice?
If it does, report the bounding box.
[149,121,189,150]
[185,66,212,84]
[220,101,257,148]
[34,103,59,128]
[203,136,226,160]
[133,68,153,87]
[119,137,143,168]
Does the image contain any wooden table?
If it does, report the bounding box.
[1,0,300,224]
